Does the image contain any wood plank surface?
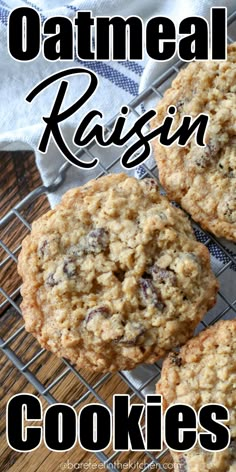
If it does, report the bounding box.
[0,151,49,311]
[0,152,172,472]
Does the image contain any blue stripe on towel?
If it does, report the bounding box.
[0,5,9,25]
[0,0,9,8]
[75,59,139,95]
[119,61,144,76]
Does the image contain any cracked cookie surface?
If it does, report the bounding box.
[156,320,236,471]
[152,43,236,241]
[18,173,218,372]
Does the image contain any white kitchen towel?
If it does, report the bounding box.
[0,0,234,206]
[0,1,235,390]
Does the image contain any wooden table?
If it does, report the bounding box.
[0,152,171,472]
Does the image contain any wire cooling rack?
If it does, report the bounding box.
[1,10,236,471]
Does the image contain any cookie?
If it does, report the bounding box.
[18,173,218,372]
[152,43,236,241]
[156,320,236,471]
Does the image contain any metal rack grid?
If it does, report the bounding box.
[1,10,236,471]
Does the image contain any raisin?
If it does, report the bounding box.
[139,278,164,310]
[194,139,220,169]
[176,99,184,111]
[151,265,177,285]
[170,352,182,367]
[63,258,76,277]
[38,240,48,257]
[86,228,109,253]
[143,178,159,191]
[46,274,58,287]
[38,236,60,259]
[178,456,188,472]
[218,161,236,178]
[85,306,110,324]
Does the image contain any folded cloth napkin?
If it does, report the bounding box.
[0,0,235,390]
